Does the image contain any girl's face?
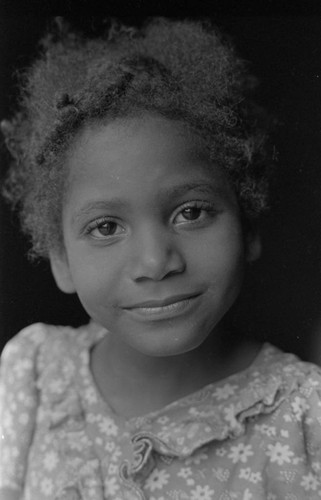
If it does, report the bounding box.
[51,114,258,357]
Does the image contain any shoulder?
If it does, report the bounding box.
[199,344,321,444]
[1,321,104,354]
[244,343,321,414]
[258,343,321,392]
[0,321,104,378]
[0,323,51,382]
[1,322,49,357]
[252,345,321,449]
[275,349,321,426]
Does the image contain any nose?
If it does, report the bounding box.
[129,225,186,282]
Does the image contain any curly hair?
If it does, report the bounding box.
[1,17,273,259]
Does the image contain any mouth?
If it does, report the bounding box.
[122,293,202,320]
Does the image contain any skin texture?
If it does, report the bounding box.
[50,114,260,417]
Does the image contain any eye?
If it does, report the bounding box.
[173,201,217,225]
[179,207,203,221]
[86,218,124,239]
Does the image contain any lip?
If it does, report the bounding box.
[122,292,202,320]
[123,292,201,309]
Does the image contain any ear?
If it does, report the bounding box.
[49,251,76,294]
[245,230,262,263]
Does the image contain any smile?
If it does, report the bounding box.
[122,293,202,320]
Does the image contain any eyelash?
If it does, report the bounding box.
[85,200,218,240]
[85,217,122,238]
[172,200,218,225]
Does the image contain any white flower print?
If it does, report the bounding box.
[13,358,33,377]
[190,485,214,500]
[300,472,319,491]
[239,468,251,480]
[105,441,116,452]
[307,377,320,387]
[108,463,119,475]
[212,467,229,481]
[18,412,29,425]
[215,447,227,457]
[27,326,47,343]
[228,444,254,463]
[86,412,98,423]
[105,476,120,495]
[157,415,170,425]
[6,446,19,460]
[67,432,92,452]
[111,446,122,462]
[187,423,202,439]
[242,489,253,500]
[79,365,87,377]
[40,478,53,496]
[79,458,99,476]
[266,442,294,465]
[250,472,262,484]
[291,396,310,420]
[3,411,13,432]
[254,424,276,437]
[178,467,193,479]
[185,450,208,465]
[84,386,98,404]
[63,358,75,375]
[95,437,103,446]
[3,327,321,499]
[17,390,33,406]
[43,451,59,471]
[223,404,237,427]
[312,461,321,472]
[48,378,65,394]
[98,416,118,436]
[145,468,170,491]
[213,383,237,400]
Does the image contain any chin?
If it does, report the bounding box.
[126,325,210,358]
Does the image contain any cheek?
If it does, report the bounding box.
[71,268,120,325]
[188,222,245,278]
[66,249,120,302]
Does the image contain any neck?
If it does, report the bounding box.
[90,325,259,419]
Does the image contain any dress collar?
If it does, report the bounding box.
[77,326,298,456]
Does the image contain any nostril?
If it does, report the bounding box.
[129,234,185,282]
[131,253,186,282]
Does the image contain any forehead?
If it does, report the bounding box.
[64,114,233,202]
[69,114,208,165]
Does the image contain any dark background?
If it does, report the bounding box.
[1,13,321,361]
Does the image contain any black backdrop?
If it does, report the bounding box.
[1,15,321,361]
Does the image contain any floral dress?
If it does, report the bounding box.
[1,322,321,499]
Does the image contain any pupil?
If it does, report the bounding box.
[183,207,200,220]
[99,222,117,235]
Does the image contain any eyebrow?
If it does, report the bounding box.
[72,199,128,224]
[162,181,225,199]
[72,181,227,224]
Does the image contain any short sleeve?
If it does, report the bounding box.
[0,324,48,491]
[268,362,321,495]
[296,368,321,467]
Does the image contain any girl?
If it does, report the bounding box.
[1,18,321,500]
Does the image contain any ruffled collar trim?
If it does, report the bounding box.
[43,322,301,498]
[76,324,299,455]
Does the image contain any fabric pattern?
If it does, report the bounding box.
[1,322,321,499]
